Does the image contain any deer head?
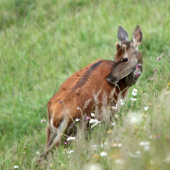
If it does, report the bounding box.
[107,25,143,85]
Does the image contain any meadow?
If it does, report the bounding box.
[0,0,170,169]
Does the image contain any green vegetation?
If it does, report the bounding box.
[0,0,170,169]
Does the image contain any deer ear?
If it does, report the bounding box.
[132,25,143,48]
[115,43,121,51]
[118,26,128,42]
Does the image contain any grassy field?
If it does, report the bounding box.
[0,0,170,169]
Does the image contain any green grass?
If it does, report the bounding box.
[0,0,170,169]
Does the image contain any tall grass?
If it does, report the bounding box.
[0,0,170,169]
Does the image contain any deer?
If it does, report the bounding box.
[37,25,143,163]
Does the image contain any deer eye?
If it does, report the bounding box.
[123,58,128,62]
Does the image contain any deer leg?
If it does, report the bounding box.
[37,119,68,165]
[45,126,57,150]
[38,133,60,157]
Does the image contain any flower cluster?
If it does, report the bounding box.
[139,141,150,151]
[111,143,122,148]
[131,88,138,102]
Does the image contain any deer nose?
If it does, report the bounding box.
[106,75,119,84]
[106,77,112,83]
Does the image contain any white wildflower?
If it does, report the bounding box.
[144,107,149,111]
[130,116,140,124]
[136,151,141,155]
[91,113,95,117]
[82,163,104,170]
[120,99,125,105]
[75,118,80,122]
[100,151,108,157]
[127,112,142,125]
[115,114,118,118]
[139,141,150,146]
[118,143,122,147]
[36,151,40,155]
[112,104,118,110]
[139,141,150,151]
[144,146,150,151]
[165,92,170,96]
[100,142,108,148]
[145,142,150,145]
[89,119,101,128]
[77,107,80,110]
[112,143,122,148]
[132,88,137,96]
[115,159,124,165]
[67,150,74,154]
[112,143,118,147]
[41,119,46,123]
[89,119,100,124]
[139,141,145,146]
[14,165,19,169]
[111,122,115,126]
[130,98,137,102]
[67,136,75,141]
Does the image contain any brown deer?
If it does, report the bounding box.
[37,25,143,163]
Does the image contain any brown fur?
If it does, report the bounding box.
[48,59,128,128]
